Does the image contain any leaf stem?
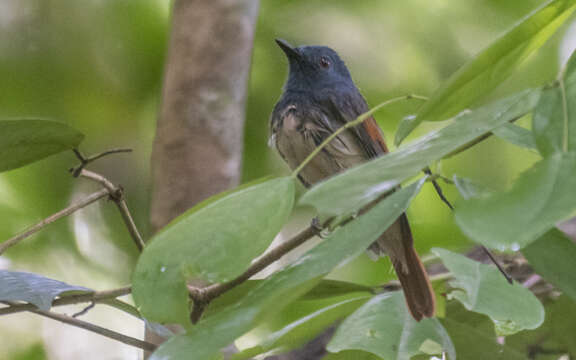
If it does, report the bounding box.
[290,94,428,179]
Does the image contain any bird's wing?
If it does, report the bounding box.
[325,89,389,159]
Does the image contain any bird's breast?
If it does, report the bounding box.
[271,103,365,186]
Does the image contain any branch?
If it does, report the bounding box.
[0,189,110,255]
[0,286,132,316]
[25,305,156,352]
[80,169,146,252]
[188,225,320,322]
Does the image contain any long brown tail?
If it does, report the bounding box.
[370,214,435,321]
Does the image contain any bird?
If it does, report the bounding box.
[269,39,435,321]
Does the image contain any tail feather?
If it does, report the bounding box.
[370,214,435,321]
[391,244,435,321]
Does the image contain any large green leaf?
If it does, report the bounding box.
[441,302,525,360]
[455,152,576,250]
[523,228,576,301]
[327,292,455,360]
[395,0,576,144]
[132,177,295,325]
[0,270,91,311]
[149,179,426,360]
[232,296,370,360]
[433,248,544,335]
[300,89,540,217]
[0,119,84,172]
[533,49,576,156]
[506,296,576,358]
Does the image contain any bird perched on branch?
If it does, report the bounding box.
[269,39,435,321]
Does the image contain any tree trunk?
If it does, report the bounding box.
[146,0,259,355]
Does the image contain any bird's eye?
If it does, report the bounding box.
[319,56,331,69]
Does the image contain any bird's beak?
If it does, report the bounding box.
[275,39,300,61]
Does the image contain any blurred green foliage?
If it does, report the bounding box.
[1,0,575,358]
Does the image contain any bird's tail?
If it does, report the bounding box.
[370,214,435,321]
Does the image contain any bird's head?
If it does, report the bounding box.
[275,39,354,92]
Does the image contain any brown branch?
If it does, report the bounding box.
[0,286,132,316]
[188,225,320,322]
[25,305,156,352]
[0,188,110,255]
[80,169,145,252]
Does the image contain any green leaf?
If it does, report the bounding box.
[301,89,540,217]
[506,296,576,358]
[441,302,525,360]
[492,123,537,150]
[433,248,544,335]
[0,119,84,172]
[232,296,370,360]
[132,177,295,325]
[327,292,456,360]
[523,228,576,301]
[396,0,576,144]
[454,152,576,250]
[0,270,91,311]
[148,180,426,360]
[533,49,576,156]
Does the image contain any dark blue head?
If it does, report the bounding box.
[276,39,355,92]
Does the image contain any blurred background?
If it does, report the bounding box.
[0,0,573,358]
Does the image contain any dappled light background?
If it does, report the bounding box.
[0,0,574,358]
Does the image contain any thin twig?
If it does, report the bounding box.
[424,168,454,211]
[425,168,514,284]
[73,302,95,318]
[71,148,132,177]
[0,189,110,255]
[80,169,118,194]
[480,246,513,284]
[80,169,145,252]
[27,306,156,352]
[0,286,132,316]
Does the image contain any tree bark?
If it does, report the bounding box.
[150,0,259,231]
[146,0,259,355]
